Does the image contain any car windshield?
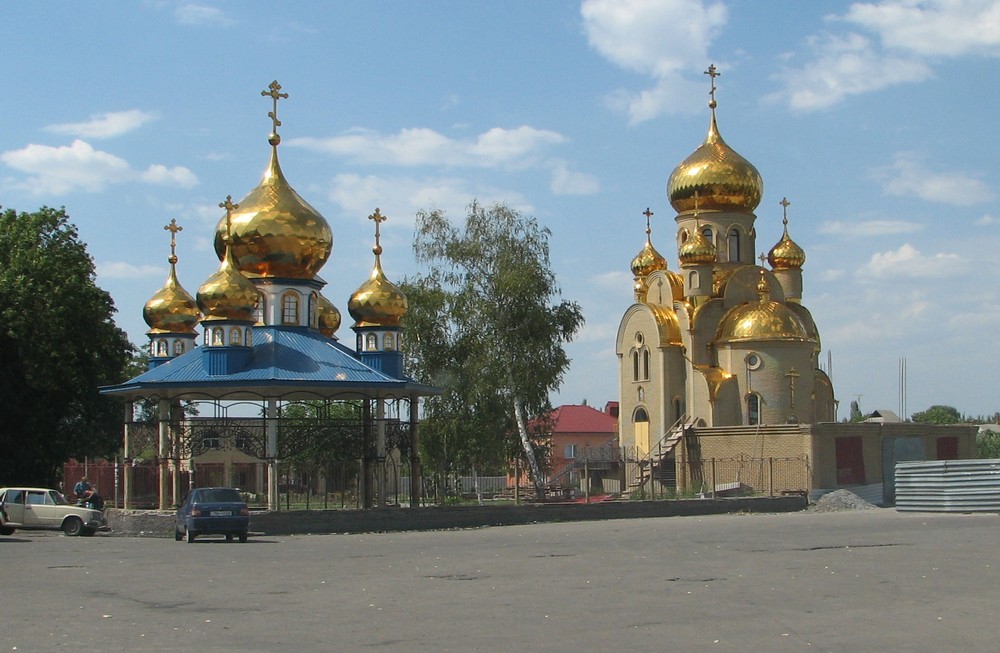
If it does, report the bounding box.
[49,491,70,505]
[195,489,242,503]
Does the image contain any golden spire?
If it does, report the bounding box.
[261,80,288,146]
[143,218,200,334]
[348,208,408,328]
[768,196,806,270]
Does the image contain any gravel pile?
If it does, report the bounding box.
[812,489,878,512]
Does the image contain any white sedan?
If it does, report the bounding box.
[0,487,107,536]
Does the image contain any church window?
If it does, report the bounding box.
[356,334,363,352]
[156,340,168,356]
[212,327,224,346]
[254,293,266,324]
[747,394,761,425]
[173,340,184,356]
[384,333,395,350]
[229,327,242,346]
[282,292,299,325]
[245,329,252,347]
[702,226,713,245]
[745,353,762,370]
[672,397,683,423]
[366,333,378,351]
[634,407,649,422]
[642,349,650,380]
[728,228,740,262]
[688,270,699,287]
[635,331,644,346]
[632,350,640,381]
[309,292,318,328]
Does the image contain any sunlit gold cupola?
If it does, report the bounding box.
[667,64,763,214]
[144,219,201,335]
[316,292,342,339]
[198,196,258,326]
[348,208,408,328]
[768,197,806,270]
[631,207,667,298]
[716,271,811,343]
[213,81,333,280]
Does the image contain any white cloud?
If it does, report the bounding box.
[770,32,931,111]
[324,173,533,226]
[856,242,964,279]
[45,110,158,139]
[97,261,164,280]
[174,4,235,26]
[820,219,923,236]
[874,152,995,205]
[841,0,1000,58]
[550,160,600,195]
[288,125,565,168]
[820,269,847,281]
[1,140,198,195]
[581,0,727,122]
[976,214,1000,225]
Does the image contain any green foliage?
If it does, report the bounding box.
[911,405,965,425]
[403,201,584,484]
[977,430,1000,459]
[0,206,133,485]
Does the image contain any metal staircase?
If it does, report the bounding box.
[630,414,695,497]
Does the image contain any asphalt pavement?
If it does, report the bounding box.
[3,508,999,652]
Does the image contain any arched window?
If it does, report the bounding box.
[634,407,649,423]
[173,340,185,356]
[203,331,210,346]
[642,349,650,380]
[254,293,266,325]
[229,327,242,346]
[156,340,168,356]
[282,292,299,325]
[672,397,683,423]
[632,350,640,381]
[748,394,761,426]
[728,228,740,262]
[309,292,318,328]
[212,327,224,346]
[384,333,395,350]
[366,333,378,351]
[702,226,713,245]
[245,329,252,347]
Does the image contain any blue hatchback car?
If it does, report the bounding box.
[174,487,250,543]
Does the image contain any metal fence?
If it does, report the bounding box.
[895,458,1000,512]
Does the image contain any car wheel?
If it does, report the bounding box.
[186,528,196,543]
[174,528,183,541]
[0,526,15,536]
[238,531,248,543]
[63,517,84,537]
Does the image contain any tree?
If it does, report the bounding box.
[407,201,585,498]
[911,405,964,425]
[0,206,133,485]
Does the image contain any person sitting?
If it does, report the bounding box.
[73,477,103,509]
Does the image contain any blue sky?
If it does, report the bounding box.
[3,1,999,419]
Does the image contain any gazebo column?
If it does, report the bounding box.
[376,398,386,507]
[171,399,183,506]
[362,400,374,509]
[158,399,170,510]
[409,397,421,508]
[123,401,134,510]
[266,398,278,510]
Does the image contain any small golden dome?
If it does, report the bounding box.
[348,209,407,328]
[631,238,667,279]
[716,273,810,343]
[768,199,805,269]
[213,147,333,279]
[678,226,717,266]
[144,261,200,334]
[667,67,762,214]
[316,292,342,338]
[199,197,258,323]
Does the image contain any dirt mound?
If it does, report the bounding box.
[813,489,877,512]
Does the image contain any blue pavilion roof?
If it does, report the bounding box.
[101,326,439,400]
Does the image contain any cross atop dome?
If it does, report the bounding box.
[369,207,387,255]
[704,63,720,109]
[780,196,791,226]
[642,207,653,236]
[261,80,289,145]
[164,218,183,264]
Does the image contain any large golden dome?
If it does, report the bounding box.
[213,145,333,279]
[316,292,342,338]
[716,273,810,343]
[667,68,762,214]
[144,260,200,334]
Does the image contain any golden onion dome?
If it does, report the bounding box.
[667,66,762,214]
[767,200,806,269]
[716,272,811,343]
[678,225,717,266]
[631,237,667,279]
[213,146,333,279]
[348,209,408,328]
[316,292,342,338]
[199,197,258,323]
[144,259,200,334]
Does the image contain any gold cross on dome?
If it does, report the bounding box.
[758,252,768,266]
[786,366,800,405]
[642,207,653,234]
[704,64,720,107]
[219,195,239,236]
[369,207,387,250]
[163,219,182,258]
[261,80,289,134]
[779,196,791,226]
